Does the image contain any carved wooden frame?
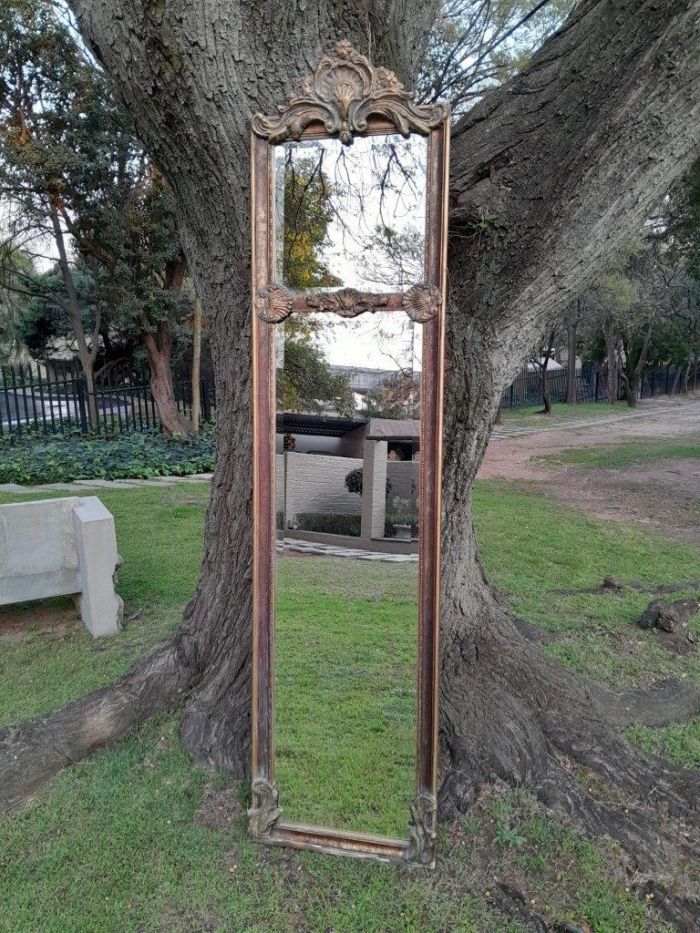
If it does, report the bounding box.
[250,42,449,867]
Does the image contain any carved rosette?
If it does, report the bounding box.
[305,288,389,317]
[247,777,282,837]
[255,284,293,323]
[252,41,446,145]
[406,791,437,865]
[402,283,441,323]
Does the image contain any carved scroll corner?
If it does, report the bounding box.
[305,287,389,318]
[406,791,437,866]
[251,41,447,145]
[401,283,442,323]
[247,777,282,837]
[255,284,293,323]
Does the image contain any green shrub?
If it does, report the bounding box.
[344,467,392,497]
[0,427,215,485]
[295,511,361,536]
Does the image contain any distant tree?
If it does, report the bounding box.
[0,248,34,362]
[277,326,354,416]
[364,370,420,419]
[529,326,559,414]
[0,0,194,434]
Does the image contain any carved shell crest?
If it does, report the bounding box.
[402,283,441,323]
[252,41,446,145]
[255,284,293,323]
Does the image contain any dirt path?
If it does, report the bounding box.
[479,397,700,545]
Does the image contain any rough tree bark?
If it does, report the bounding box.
[3,0,700,893]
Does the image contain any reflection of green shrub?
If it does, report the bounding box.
[295,512,361,536]
[344,468,392,498]
[0,427,215,485]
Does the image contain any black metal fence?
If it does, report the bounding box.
[0,362,216,436]
[500,362,698,411]
[0,359,696,435]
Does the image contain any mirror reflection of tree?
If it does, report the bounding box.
[364,368,420,419]
[277,318,353,417]
[277,135,426,293]
[280,151,342,290]
[275,155,352,416]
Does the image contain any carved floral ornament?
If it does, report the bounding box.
[407,791,437,865]
[252,40,446,145]
[255,284,441,323]
[247,777,282,837]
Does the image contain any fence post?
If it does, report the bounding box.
[76,377,89,434]
[649,370,655,398]
[594,369,599,402]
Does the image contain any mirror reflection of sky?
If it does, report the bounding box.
[274,134,427,293]
[321,314,422,371]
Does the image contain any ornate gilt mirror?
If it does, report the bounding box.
[249,41,449,866]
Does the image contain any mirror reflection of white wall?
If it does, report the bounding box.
[274,135,427,292]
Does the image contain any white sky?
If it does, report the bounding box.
[321,313,421,370]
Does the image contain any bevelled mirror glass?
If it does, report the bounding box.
[273,135,427,293]
[250,40,448,866]
[274,314,421,837]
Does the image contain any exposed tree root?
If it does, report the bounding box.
[438,604,699,893]
[552,580,700,597]
[634,880,700,930]
[593,679,700,729]
[0,637,196,811]
[487,882,548,932]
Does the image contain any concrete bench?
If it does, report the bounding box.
[0,496,123,637]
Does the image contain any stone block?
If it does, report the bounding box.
[0,495,122,638]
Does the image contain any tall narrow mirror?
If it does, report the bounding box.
[274,314,422,837]
[250,40,448,865]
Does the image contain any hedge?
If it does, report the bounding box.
[295,512,362,536]
[0,428,215,485]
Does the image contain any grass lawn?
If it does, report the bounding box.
[1,479,697,930]
[501,401,635,427]
[542,434,700,469]
[276,557,417,837]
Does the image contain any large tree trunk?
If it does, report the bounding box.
[4,0,700,891]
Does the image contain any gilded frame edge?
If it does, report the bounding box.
[250,46,449,868]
